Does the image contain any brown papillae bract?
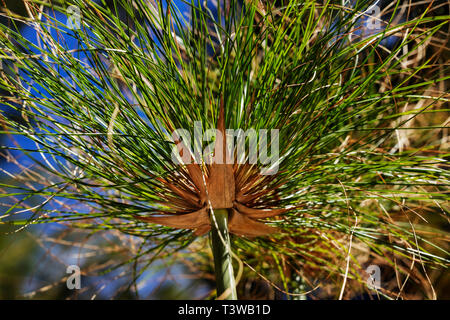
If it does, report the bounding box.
[136,99,287,237]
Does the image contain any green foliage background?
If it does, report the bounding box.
[0,0,448,299]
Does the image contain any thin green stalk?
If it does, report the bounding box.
[210,209,237,300]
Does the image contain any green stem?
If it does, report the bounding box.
[210,209,237,300]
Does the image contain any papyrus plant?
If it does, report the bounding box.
[0,0,448,299]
